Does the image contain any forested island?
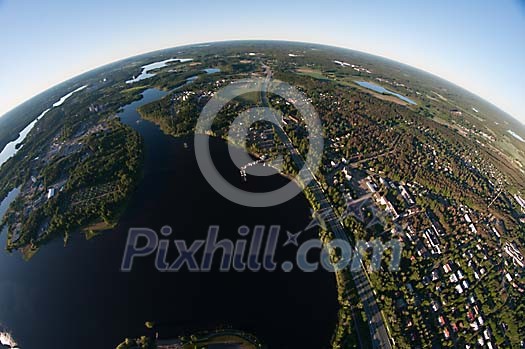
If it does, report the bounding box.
[0,73,147,258]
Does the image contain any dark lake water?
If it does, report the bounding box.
[0,88,338,349]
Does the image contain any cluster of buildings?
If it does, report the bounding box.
[437,260,496,348]
[275,61,525,346]
[513,194,525,213]
[321,150,524,346]
[333,60,372,74]
[5,120,108,246]
[504,242,524,268]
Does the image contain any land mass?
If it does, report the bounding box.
[0,41,524,347]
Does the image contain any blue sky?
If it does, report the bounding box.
[0,0,524,123]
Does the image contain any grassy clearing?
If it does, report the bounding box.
[295,67,330,80]
[82,220,116,240]
[121,85,149,94]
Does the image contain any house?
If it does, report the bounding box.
[443,263,452,274]
[432,301,439,312]
[455,284,464,294]
[366,179,378,193]
[47,188,56,200]
[342,167,352,181]
[424,229,440,247]
[478,316,484,326]
[504,242,525,268]
[378,196,399,220]
[443,328,450,339]
[400,185,415,206]
[513,194,525,211]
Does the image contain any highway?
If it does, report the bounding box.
[259,66,393,349]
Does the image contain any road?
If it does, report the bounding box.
[259,65,393,349]
[349,136,400,167]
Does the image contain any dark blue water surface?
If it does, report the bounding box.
[0,88,338,349]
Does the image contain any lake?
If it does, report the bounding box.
[355,80,416,105]
[0,88,338,348]
[203,68,221,74]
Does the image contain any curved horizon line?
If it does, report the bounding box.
[1,39,522,126]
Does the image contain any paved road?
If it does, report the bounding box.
[260,66,393,349]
